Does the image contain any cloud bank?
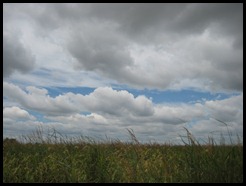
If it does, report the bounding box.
[3,82,243,143]
[3,3,243,92]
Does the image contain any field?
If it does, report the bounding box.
[3,128,243,183]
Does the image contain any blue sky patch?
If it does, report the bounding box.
[44,86,237,104]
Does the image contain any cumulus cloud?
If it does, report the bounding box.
[3,82,243,143]
[3,106,36,121]
[3,82,154,117]
[83,87,154,117]
[3,82,77,116]
[205,93,243,123]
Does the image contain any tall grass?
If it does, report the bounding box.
[3,126,243,183]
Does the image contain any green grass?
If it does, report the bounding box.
[3,127,243,183]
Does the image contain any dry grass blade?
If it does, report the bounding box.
[126,128,140,145]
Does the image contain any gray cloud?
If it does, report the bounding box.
[67,3,243,91]
[3,3,242,92]
[84,3,243,46]
[170,4,242,35]
[5,3,242,46]
[66,24,133,79]
[3,33,35,78]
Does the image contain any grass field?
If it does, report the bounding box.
[3,127,243,183]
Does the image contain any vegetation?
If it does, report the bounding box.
[3,127,243,183]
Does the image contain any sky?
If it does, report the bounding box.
[3,3,243,144]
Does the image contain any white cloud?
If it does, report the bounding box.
[3,82,154,117]
[26,86,48,96]
[3,82,243,143]
[3,82,77,115]
[84,87,154,117]
[3,106,36,121]
[153,103,204,124]
[205,93,243,123]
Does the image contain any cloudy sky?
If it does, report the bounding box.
[3,3,243,144]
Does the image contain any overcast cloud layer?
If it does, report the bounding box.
[3,3,243,144]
